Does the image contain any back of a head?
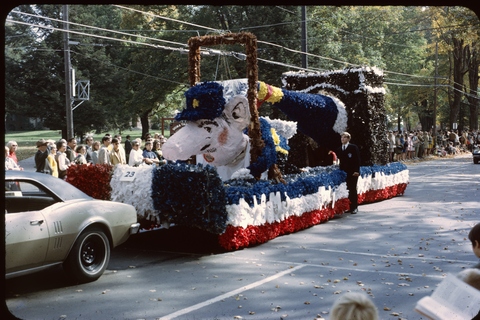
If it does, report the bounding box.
[468,223,480,246]
[330,292,378,320]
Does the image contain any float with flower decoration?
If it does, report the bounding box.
[66,33,408,251]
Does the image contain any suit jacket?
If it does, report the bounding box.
[85,145,93,163]
[98,146,111,165]
[110,149,126,165]
[125,139,132,156]
[66,146,76,162]
[336,143,361,175]
[34,147,50,172]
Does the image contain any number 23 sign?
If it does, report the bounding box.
[120,167,140,182]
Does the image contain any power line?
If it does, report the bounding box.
[7,7,479,97]
[6,18,189,53]
[385,81,480,101]
[110,5,360,69]
[109,5,451,82]
[6,15,327,75]
[18,4,430,82]
[112,5,222,33]
[9,9,188,48]
[70,49,189,87]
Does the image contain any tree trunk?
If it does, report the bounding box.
[140,109,151,140]
[467,45,479,130]
[450,37,468,130]
[418,99,433,131]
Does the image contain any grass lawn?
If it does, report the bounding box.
[4,129,166,162]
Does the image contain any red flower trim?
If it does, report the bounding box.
[358,183,408,205]
[66,164,113,200]
[218,198,350,251]
[218,183,408,251]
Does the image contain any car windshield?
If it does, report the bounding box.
[5,171,92,202]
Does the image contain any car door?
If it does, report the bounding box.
[5,180,52,274]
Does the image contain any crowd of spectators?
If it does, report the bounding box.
[387,128,479,163]
[5,132,168,179]
[6,128,479,176]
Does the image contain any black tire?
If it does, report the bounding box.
[64,227,110,283]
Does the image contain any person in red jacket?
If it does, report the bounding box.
[6,140,19,164]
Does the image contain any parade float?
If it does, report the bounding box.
[66,33,408,251]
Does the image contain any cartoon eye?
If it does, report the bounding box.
[204,126,212,133]
[232,103,244,120]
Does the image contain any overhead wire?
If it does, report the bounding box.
[6,18,190,54]
[9,9,188,48]
[6,14,327,74]
[112,5,222,33]
[69,49,189,87]
[109,5,459,84]
[6,5,480,99]
[7,6,438,81]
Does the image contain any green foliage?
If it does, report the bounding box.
[4,5,480,135]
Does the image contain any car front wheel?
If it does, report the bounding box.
[64,227,110,283]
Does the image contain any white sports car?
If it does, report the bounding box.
[5,170,140,283]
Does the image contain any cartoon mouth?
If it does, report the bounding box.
[203,153,215,163]
[200,144,211,151]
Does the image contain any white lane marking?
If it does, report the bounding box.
[298,247,476,264]
[158,264,305,320]
[222,256,451,279]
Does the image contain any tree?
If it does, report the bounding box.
[118,5,188,139]
[5,5,479,136]
[5,5,66,131]
[431,6,480,131]
[177,6,300,85]
[466,43,479,130]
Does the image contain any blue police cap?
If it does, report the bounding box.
[175,82,226,121]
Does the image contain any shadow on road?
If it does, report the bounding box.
[119,226,226,254]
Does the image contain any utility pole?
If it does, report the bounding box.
[433,41,438,146]
[301,6,308,69]
[63,4,74,140]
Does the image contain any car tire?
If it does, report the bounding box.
[64,227,110,283]
[474,158,479,164]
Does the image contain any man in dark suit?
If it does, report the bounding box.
[124,135,132,163]
[336,132,361,214]
[34,139,50,173]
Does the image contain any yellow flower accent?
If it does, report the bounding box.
[271,128,280,145]
[192,99,200,108]
[271,128,289,155]
[258,81,283,104]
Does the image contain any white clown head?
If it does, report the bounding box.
[162,81,251,167]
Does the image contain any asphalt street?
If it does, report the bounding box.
[6,153,480,320]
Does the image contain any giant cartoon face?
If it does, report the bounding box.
[162,95,251,167]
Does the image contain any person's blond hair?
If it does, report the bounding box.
[330,292,378,320]
[341,132,351,139]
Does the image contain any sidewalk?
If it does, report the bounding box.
[18,156,36,172]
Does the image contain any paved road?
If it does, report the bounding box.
[6,154,480,320]
[17,156,36,172]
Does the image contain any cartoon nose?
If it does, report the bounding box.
[200,144,211,151]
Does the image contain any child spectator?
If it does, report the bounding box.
[456,223,480,320]
[330,292,379,320]
[457,223,480,290]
